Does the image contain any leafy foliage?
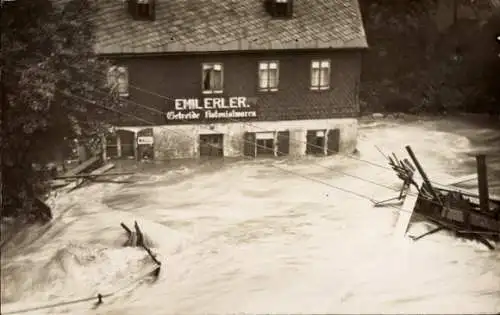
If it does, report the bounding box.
[1,0,120,222]
[359,0,500,115]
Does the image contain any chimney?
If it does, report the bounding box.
[264,0,294,18]
[127,0,156,21]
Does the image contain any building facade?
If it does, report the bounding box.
[95,0,368,160]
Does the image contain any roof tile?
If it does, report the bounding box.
[94,0,368,54]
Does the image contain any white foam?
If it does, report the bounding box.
[2,118,500,314]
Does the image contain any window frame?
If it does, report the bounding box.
[257,60,280,92]
[201,62,224,94]
[310,59,331,91]
[107,65,129,97]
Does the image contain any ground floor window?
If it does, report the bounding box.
[105,128,155,160]
[306,130,326,155]
[243,131,290,157]
[306,128,340,156]
[199,133,224,158]
[256,132,275,156]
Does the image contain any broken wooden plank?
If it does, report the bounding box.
[476,155,490,213]
[121,222,162,267]
[410,226,445,241]
[55,171,133,180]
[48,179,70,189]
[120,222,132,236]
[134,221,145,248]
[394,178,423,237]
[134,222,162,266]
[405,145,443,206]
[90,163,115,176]
[438,174,477,187]
[90,179,134,184]
[62,156,101,177]
[431,184,500,203]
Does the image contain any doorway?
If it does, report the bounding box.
[117,129,135,158]
[137,128,154,161]
[199,134,224,158]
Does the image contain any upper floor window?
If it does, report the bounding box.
[202,63,223,94]
[107,65,129,97]
[311,60,330,90]
[258,61,279,92]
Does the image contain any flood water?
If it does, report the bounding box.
[1,116,500,314]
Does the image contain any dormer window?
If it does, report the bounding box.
[127,0,156,21]
[264,0,294,18]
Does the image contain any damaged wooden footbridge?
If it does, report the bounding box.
[374,145,500,250]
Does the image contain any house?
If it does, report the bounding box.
[95,0,368,160]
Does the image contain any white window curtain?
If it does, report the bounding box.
[311,60,330,89]
[259,61,279,91]
[203,63,223,92]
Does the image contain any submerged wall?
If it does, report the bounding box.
[144,118,358,160]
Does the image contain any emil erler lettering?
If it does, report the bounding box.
[174,97,249,111]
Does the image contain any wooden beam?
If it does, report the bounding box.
[55,171,134,180]
[89,163,115,176]
[476,155,490,212]
[394,178,423,237]
[405,145,443,205]
[439,173,477,186]
[62,156,101,177]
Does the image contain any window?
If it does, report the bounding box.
[256,132,275,156]
[311,60,330,90]
[306,130,326,155]
[199,134,224,158]
[258,61,279,92]
[128,0,156,21]
[243,131,290,157]
[202,63,223,94]
[107,66,129,97]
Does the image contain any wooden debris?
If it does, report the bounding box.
[121,221,162,269]
[409,226,445,242]
[55,171,134,180]
[377,145,500,250]
[65,163,132,192]
[48,179,70,189]
[61,156,101,178]
[373,148,416,207]
[393,178,422,237]
[440,174,477,187]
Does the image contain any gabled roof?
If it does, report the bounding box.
[94,0,368,55]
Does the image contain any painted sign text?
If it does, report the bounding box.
[165,97,257,121]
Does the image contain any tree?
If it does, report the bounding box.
[1,0,120,223]
[359,0,500,115]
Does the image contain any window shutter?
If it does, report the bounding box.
[243,132,256,157]
[306,130,316,154]
[148,0,156,21]
[327,129,340,155]
[277,131,290,156]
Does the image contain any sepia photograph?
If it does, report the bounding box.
[1,0,499,314]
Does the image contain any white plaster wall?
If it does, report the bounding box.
[150,118,358,160]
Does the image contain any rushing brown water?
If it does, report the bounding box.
[1,116,500,314]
